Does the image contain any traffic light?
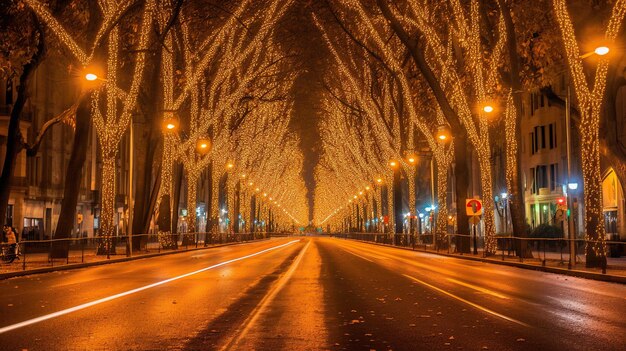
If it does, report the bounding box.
[557,197,567,212]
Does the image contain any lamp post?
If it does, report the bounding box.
[388,160,400,244]
[127,116,134,257]
[566,85,575,269]
[501,192,508,235]
[406,154,417,245]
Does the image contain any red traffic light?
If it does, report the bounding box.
[557,198,565,205]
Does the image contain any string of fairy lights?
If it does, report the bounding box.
[27,0,306,241]
[553,0,626,262]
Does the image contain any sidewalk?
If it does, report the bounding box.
[0,239,265,280]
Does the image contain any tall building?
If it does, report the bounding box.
[0,57,101,240]
[520,74,626,240]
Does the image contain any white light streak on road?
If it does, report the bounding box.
[0,240,300,334]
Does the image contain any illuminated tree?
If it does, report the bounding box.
[25,0,156,254]
[553,0,626,268]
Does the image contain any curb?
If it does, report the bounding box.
[0,238,271,280]
[344,238,626,285]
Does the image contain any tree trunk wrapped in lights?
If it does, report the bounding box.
[553,0,626,268]
[98,156,117,254]
[434,150,453,247]
[183,167,200,244]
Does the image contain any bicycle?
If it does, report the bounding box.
[1,244,20,263]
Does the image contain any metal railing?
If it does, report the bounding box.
[331,232,626,275]
[0,232,293,273]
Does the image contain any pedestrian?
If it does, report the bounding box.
[5,225,17,256]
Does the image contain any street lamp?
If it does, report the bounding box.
[483,105,494,113]
[162,113,179,132]
[85,73,98,81]
[580,45,611,59]
[500,192,509,234]
[82,66,105,86]
[196,137,211,154]
[594,46,610,56]
[436,124,451,142]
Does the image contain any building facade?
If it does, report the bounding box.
[0,57,103,240]
[520,75,626,240]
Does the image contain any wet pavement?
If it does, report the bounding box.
[0,237,625,350]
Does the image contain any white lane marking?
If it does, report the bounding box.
[403,274,529,327]
[221,240,311,350]
[341,248,374,262]
[446,278,510,300]
[0,240,300,334]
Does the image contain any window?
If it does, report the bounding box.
[550,163,559,191]
[537,165,548,190]
[541,125,546,149]
[549,124,554,149]
[530,132,535,155]
[6,205,13,227]
[530,168,536,194]
[534,126,539,152]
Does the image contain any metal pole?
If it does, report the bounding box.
[128,119,134,257]
[431,156,436,250]
[473,223,478,255]
[566,86,574,269]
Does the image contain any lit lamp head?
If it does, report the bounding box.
[365,186,370,191]
[594,46,610,56]
[568,182,578,190]
[376,178,383,184]
[388,160,398,169]
[483,105,494,113]
[436,124,451,142]
[226,162,234,170]
[407,154,417,164]
[196,137,211,154]
[82,65,105,88]
[500,192,508,199]
[162,113,179,132]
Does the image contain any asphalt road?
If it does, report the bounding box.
[0,237,624,350]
